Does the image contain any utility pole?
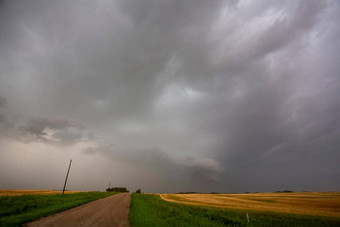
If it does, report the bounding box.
[62,159,72,195]
[109,182,111,189]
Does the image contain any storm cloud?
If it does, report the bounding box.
[0,0,339,192]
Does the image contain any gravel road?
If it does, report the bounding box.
[25,193,131,227]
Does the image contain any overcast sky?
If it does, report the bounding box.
[0,0,339,193]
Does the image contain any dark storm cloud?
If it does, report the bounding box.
[0,96,15,131]
[0,97,8,128]
[0,97,7,108]
[0,0,339,192]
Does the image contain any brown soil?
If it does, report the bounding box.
[25,193,131,227]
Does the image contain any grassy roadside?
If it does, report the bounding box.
[129,193,340,227]
[0,191,116,226]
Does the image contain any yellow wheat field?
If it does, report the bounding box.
[160,192,340,218]
[0,189,80,196]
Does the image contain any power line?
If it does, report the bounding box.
[0,130,67,160]
[0,141,67,163]
[0,130,66,159]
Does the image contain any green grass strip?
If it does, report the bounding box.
[0,191,116,226]
[129,193,340,227]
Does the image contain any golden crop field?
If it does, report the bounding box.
[160,192,340,218]
[0,189,80,196]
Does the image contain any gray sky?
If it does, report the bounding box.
[0,0,339,193]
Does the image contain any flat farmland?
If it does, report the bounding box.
[0,189,80,196]
[160,192,340,218]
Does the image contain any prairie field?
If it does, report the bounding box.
[130,194,340,227]
[0,189,80,196]
[160,192,340,218]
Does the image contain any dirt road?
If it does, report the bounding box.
[26,193,131,227]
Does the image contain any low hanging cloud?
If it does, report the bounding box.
[18,117,86,146]
[20,117,73,136]
[107,146,223,192]
[0,0,339,192]
[81,142,223,192]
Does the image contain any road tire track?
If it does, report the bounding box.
[25,193,131,227]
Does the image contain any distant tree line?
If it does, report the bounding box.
[106,187,129,192]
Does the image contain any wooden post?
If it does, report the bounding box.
[62,159,72,195]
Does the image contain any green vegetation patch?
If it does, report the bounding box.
[0,191,116,226]
[129,194,340,227]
